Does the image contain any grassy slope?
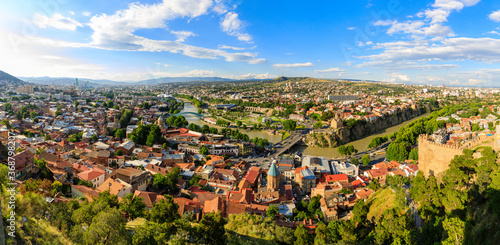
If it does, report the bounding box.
[11,218,73,245]
[365,188,397,222]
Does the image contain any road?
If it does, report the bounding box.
[268,132,304,159]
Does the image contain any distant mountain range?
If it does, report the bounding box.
[18,75,242,86]
[0,70,28,86]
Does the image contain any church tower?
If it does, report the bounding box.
[330,113,343,129]
[267,162,280,191]
[156,116,166,129]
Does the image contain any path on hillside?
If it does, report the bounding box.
[405,187,423,239]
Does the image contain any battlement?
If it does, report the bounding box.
[418,134,462,151]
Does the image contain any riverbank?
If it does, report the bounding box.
[292,112,431,158]
[177,98,283,143]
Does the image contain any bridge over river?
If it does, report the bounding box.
[269,130,307,159]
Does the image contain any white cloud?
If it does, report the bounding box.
[347,27,355,30]
[423,8,451,23]
[33,13,83,31]
[359,38,500,64]
[315,67,345,73]
[374,0,479,39]
[39,55,65,60]
[50,0,267,64]
[468,78,481,85]
[182,70,214,76]
[155,63,172,67]
[489,10,500,22]
[170,30,196,42]
[82,11,91,17]
[237,73,275,80]
[424,24,453,37]
[386,73,410,82]
[271,62,314,68]
[213,0,229,14]
[218,45,246,50]
[432,0,464,12]
[374,20,425,36]
[220,12,252,42]
[488,30,500,35]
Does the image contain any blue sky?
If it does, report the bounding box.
[1,0,500,86]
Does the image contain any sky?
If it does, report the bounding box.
[2,0,500,86]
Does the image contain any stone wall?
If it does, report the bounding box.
[418,134,463,178]
[418,134,496,178]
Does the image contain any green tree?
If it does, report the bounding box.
[283,120,297,131]
[153,173,167,190]
[4,103,11,111]
[146,124,162,146]
[314,222,329,245]
[409,148,419,160]
[1,119,11,129]
[275,225,295,245]
[51,180,63,193]
[351,158,359,166]
[337,145,347,156]
[200,145,209,155]
[197,211,226,245]
[368,178,381,191]
[346,144,357,156]
[149,195,180,224]
[120,193,146,220]
[313,121,323,128]
[294,224,310,245]
[352,199,368,226]
[386,141,411,161]
[442,217,465,245]
[267,204,279,219]
[83,208,131,245]
[361,154,370,166]
[115,149,123,156]
[0,165,9,244]
[132,221,177,245]
[115,129,126,140]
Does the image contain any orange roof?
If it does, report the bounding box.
[326,174,348,182]
[98,178,125,196]
[134,190,166,208]
[77,168,105,182]
[294,166,308,174]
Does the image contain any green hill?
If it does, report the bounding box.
[0,70,26,86]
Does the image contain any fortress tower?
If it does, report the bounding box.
[494,125,500,151]
[418,134,463,178]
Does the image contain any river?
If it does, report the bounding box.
[292,112,431,158]
[180,99,429,158]
[179,100,282,143]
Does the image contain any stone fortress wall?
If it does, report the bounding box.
[417,134,495,178]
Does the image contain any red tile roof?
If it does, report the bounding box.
[326,174,348,183]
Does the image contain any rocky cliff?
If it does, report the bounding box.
[305,108,422,147]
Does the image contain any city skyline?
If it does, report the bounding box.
[2,0,500,86]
